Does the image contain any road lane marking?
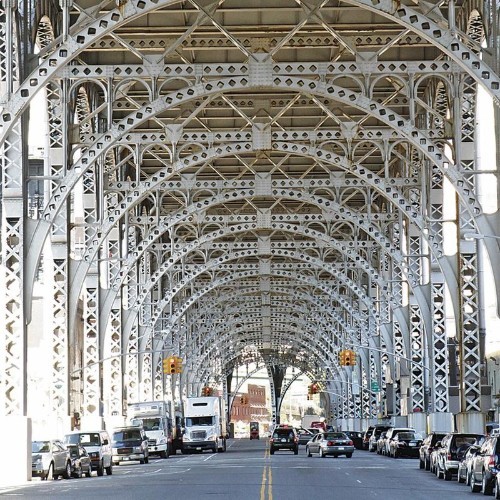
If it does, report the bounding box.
[204,454,217,461]
[268,466,273,500]
[260,465,267,500]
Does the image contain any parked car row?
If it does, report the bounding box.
[32,426,152,480]
[418,430,500,497]
[363,424,423,459]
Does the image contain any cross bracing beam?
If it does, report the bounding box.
[188,326,343,388]
[83,186,427,333]
[180,288,361,342]
[2,0,500,139]
[23,74,493,314]
[0,0,493,434]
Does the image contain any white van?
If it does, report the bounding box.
[63,430,113,476]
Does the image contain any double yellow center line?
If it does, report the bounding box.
[261,448,273,500]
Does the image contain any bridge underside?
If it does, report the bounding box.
[1,0,500,443]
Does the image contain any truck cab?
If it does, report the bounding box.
[128,401,171,458]
[182,397,227,453]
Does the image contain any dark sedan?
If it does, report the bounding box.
[344,431,364,450]
[67,444,92,478]
[297,428,315,446]
[389,431,423,458]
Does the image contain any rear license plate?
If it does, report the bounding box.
[281,439,286,442]
[338,447,344,450]
[409,442,416,446]
[196,447,202,451]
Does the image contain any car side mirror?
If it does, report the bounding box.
[103,439,109,445]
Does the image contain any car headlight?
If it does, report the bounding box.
[182,435,190,442]
[89,452,99,458]
[207,434,217,441]
[35,458,43,466]
[133,446,142,453]
[158,438,166,445]
[112,448,118,454]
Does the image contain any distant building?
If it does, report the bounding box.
[231,383,269,424]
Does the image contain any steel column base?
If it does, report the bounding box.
[455,411,486,434]
[0,416,31,486]
[427,412,454,433]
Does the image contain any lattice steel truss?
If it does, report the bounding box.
[1,0,499,428]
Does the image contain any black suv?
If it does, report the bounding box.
[270,426,299,455]
[419,432,446,470]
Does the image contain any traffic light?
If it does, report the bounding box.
[344,350,356,366]
[307,384,313,399]
[339,350,346,366]
[163,356,176,374]
[174,356,183,374]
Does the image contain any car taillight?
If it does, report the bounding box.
[294,438,298,443]
[269,438,274,443]
[488,456,496,468]
[327,441,334,446]
[348,441,354,446]
[447,453,452,460]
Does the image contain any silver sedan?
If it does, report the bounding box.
[306,432,355,458]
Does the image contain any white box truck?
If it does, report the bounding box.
[182,396,227,453]
[127,401,172,458]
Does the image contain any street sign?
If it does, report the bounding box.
[371,381,380,392]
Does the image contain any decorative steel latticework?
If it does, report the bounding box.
[1,3,500,460]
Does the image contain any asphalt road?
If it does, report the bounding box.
[0,439,477,499]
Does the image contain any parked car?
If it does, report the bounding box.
[469,435,500,494]
[67,444,92,478]
[457,444,481,484]
[306,431,354,458]
[493,473,500,498]
[344,431,364,450]
[63,430,113,476]
[369,425,392,452]
[112,426,150,464]
[419,432,447,470]
[297,428,315,446]
[376,432,388,455]
[32,439,71,480]
[363,426,374,450]
[388,431,423,458]
[269,426,299,455]
[382,427,415,456]
[435,433,484,480]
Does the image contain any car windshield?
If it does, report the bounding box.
[32,441,50,453]
[397,432,418,440]
[274,431,294,438]
[185,416,214,426]
[113,430,142,441]
[324,433,347,440]
[454,436,480,448]
[140,418,162,431]
[68,446,80,458]
[66,433,101,446]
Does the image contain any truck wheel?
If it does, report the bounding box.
[97,461,104,477]
[106,464,113,475]
[160,450,168,459]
